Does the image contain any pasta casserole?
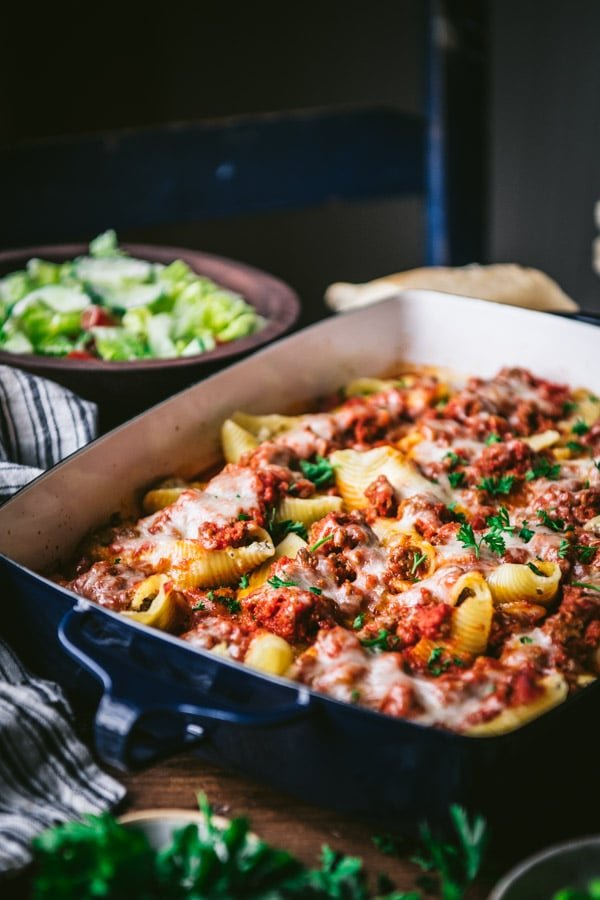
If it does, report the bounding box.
[55,366,600,736]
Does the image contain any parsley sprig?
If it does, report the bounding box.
[536,509,566,532]
[268,575,298,589]
[411,805,488,900]
[486,506,514,535]
[477,474,515,496]
[360,629,396,652]
[445,451,468,468]
[32,796,489,900]
[268,508,308,543]
[457,522,506,558]
[448,471,466,489]
[519,521,534,543]
[300,455,335,488]
[525,457,561,482]
[310,533,334,552]
[572,419,590,436]
[411,551,428,576]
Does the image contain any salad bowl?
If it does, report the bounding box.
[0,241,300,429]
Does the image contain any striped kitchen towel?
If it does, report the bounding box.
[0,365,125,874]
[0,640,126,873]
[0,365,96,501]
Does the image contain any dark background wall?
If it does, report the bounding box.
[490,0,600,311]
[1,1,425,325]
[3,1,600,315]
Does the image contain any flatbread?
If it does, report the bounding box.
[325,263,579,313]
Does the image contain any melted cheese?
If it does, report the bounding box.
[139,467,262,539]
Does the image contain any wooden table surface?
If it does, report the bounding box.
[113,750,491,898]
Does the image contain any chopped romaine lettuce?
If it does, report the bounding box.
[26,258,62,285]
[89,229,122,258]
[0,232,262,361]
[0,270,32,305]
[90,326,148,361]
[75,255,154,289]
[147,313,177,358]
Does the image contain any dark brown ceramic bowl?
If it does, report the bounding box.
[0,243,300,430]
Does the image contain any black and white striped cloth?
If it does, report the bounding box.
[0,365,96,501]
[0,365,125,874]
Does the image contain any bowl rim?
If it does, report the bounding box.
[0,241,301,371]
[489,833,600,899]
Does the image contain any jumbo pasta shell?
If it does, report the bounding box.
[122,574,183,631]
[245,631,294,675]
[238,531,307,597]
[277,495,343,527]
[487,561,561,606]
[142,528,275,589]
[330,446,448,509]
[466,673,568,736]
[221,419,258,464]
[450,572,493,656]
[232,411,300,441]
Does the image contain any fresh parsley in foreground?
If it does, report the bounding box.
[32,798,488,899]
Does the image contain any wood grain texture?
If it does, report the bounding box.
[112,752,490,897]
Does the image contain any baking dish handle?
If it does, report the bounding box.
[58,603,311,771]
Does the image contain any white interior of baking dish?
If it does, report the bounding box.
[0,290,598,570]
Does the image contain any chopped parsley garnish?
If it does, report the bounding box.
[412,805,488,899]
[562,401,578,416]
[427,646,451,676]
[360,629,393,651]
[520,636,534,644]
[558,539,570,559]
[237,512,250,521]
[276,519,308,542]
[525,458,561,481]
[477,474,515,496]
[268,510,308,543]
[216,593,241,613]
[482,530,506,556]
[410,551,428,575]
[536,509,565,532]
[519,521,535,543]
[267,575,298,589]
[447,502,467,523]
[309,586,323,595]
[576,544,597,564]
[572,419,590,436]
[566,440,585,453]
[238,574,250,589]
[527,561,546,577]
[114,557,121,564]
[206,590,215,601]
[457,523,480,556]
[485,433,502,445]
[458,522,505,558]
[350,689,361,702]
[445,451,468,468]
[299,454,335,488]
[486,506,514,534]
[352,613,365,630]
[191,601,205,611]
[309,533,334,552]
[572,581,600,593]
[448,471,466,489]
